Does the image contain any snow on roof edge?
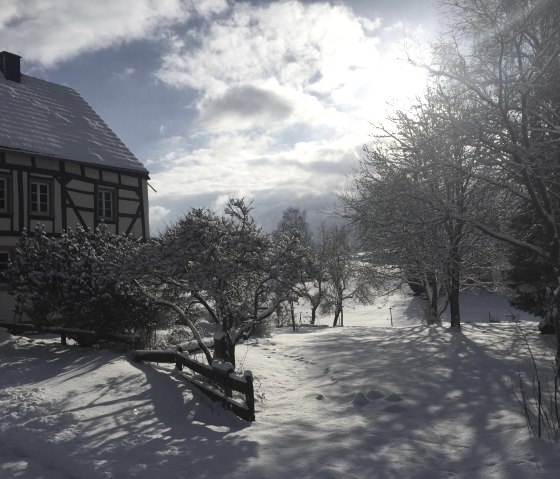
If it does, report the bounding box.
[0,73,150,175]
[0,145,150,178]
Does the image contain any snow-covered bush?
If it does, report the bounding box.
[7,224,158,341]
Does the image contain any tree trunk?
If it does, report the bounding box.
[310,303,319,325]
[290,300,296,331]
[213,331,236,368]
[449,280,461,328]
[333,307,340,327]
[423,274,440,324]
[340,306,344,327]
[553,284,560,368]
[448,242,462,328]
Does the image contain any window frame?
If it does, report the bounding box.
[0,175,10,213]
[29,179,53,216]
[97,187,116,221]
[0,250,11,284]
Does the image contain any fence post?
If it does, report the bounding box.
[213,331,235,366]
[244,370,255,421]
[175,346,184,371]
[212,360,234,398]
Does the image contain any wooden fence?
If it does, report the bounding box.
[1,322,255,420]
[131,347,255,422]
[0,322,139,347]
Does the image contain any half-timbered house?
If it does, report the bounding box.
[0,51,150,320]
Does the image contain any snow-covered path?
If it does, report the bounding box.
[232,324,559,478]
[2,317,559,479]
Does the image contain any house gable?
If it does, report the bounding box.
[0,51,148,175]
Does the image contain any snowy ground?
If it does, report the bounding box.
[1,291,559,478]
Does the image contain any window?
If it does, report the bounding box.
[30,180,51,215]
[0,176,9,212]
[0,251,10,284]
[0,251,9,277]
[97,188,115,219]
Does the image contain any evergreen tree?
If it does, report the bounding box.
[508,207,555,318]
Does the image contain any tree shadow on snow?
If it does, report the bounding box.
[0,331,123,387]
[50,360,258,479]
[108,360,258,478]
[242,324,559,478]
[0,331,258,478]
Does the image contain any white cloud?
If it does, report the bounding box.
[190,0,229,17]
[149,129,361,203]
[155,1,429,134]
[149,205,171,221]
[113,66,136,80]
[157,2,384,104]
[148,205,172,234]
[149,0,432,214]
[0,0,189,67]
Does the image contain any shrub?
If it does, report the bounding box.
[7,224,158,341]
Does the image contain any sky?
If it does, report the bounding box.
[0,0,440,235]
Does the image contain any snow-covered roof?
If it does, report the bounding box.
[0,73,148,175]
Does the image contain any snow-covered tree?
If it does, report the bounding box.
[273,207,328,325]
[135,198,305,366]
[272,206,313,245]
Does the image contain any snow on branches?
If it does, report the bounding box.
[134,198,307,366]
[7,223,157,342]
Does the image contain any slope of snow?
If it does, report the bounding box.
[0,292,558,478]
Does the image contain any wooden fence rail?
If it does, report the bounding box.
[0,322,139,347]
[0,323,255,420]
[131,348,255,422]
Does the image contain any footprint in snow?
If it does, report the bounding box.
[384,394,403,402]
[355,391,407,412]
[366,390,385,400]
[383,404,407,413]
[352,392,370,407]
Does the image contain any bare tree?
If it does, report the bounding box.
[320,223,372,327]
[420,0,560,357]
[342,86,504,327]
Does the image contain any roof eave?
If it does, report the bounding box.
[0,145,150,179]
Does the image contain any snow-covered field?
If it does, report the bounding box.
[1,291,559,478]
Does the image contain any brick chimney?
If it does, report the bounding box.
[0,51,21,83]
